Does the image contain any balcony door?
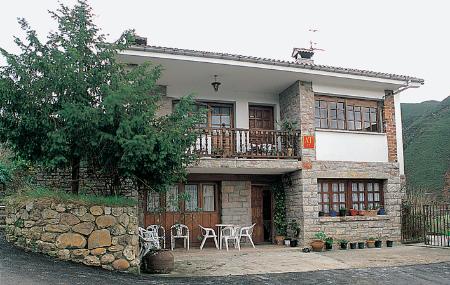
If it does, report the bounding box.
[249,106,275,154]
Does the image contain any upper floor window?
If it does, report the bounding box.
[174,101,233,128]
[315,96,381,132]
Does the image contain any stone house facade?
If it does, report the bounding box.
[39,39,423,247]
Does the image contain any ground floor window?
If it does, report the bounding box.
[318,179,384,215]
[146,182,218,213]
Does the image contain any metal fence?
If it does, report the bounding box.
[401,201,425,244]
[423,204,450,247]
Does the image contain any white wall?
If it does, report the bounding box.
[313,82,385,100]
[394,93,405,175]
[167,87,280,129]
[316,130,388,162]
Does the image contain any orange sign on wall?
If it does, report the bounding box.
[303,135,315,149]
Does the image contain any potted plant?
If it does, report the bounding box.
[339,207,347,217]
[288,219,300,247]
[325,236,334,250]
[350,242,357,249]
[318,211,325,217]
[311,231,326,252]
[284,238,291,246]
[272,182,287,245]
[349,209,358,216]
[357,241,365,249]
[329,209,337,217]
[378,208,386,215]
[366,237,376,248]
[366,206,378,217]
[358,206,367,216]
[339,239,349,250]
[375,239,382,248]
[278,119,298,157]
[386,240,394,247]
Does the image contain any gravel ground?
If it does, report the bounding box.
[1,232,450,285]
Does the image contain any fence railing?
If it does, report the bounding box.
[401,201,425,244]
[189,128,301,159]
[423,204,450,247]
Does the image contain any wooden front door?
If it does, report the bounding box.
[251,185,264,243]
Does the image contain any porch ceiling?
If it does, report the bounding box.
[118,52,409,97]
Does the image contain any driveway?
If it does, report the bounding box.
[1,232,450,285]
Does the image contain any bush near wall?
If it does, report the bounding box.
[4,192,140,274]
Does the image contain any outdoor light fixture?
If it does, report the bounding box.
[211,75,221,92]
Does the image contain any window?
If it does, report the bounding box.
[147,191,160,212]
[315,96,381,132]
[318,180,384,215]
[165,185,179,212]
[202,184,215,211]
[184,184,198,211]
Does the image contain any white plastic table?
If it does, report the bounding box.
[215,224,235,249]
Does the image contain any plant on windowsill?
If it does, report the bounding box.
[358,206,367,216]
[325,236,334,250]
[329,209,338,217]
[318,211,325,217]
[278,119,298,157]
[349,209,358,216]
[339,207,347,217]
[366,205,379,217]
[377,208,386,215]
[366,237,376,248]
[311,231,326,252]
[272,181,287,245]
[339,239,349,250]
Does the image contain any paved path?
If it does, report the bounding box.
[1,233,450,285]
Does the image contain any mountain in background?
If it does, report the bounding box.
[401,96,450,192]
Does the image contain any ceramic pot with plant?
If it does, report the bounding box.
[358,210,366,216]
[367,237,376,248]
[386,240,394,247]
[375,239,382,248]
[357,242,365,249]
[284,238,291,246]
[378,208,386,215]
[311,231,326,252]
[339,207,347,217]
[290,239,298,247]
[325,237,334,250]
[339,239,349,250]
[350,242,357,249]
[349,209,358,216]
[318,211,324,217]
[366,206,379,216]
[329,210,337,217]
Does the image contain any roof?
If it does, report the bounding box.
[126,45,424,84]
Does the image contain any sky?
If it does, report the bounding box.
[1,0,448,103]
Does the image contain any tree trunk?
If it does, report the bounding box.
[71,156,80,194]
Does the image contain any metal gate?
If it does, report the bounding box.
[401,201,425,243]
[423,204,450,247]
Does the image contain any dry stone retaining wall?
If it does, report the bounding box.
[4,201,139,273]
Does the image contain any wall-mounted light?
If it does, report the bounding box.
[211,75,221,92]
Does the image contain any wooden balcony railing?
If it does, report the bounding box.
[190,128,301,159]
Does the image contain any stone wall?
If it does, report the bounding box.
[384,90,398,163]
[221,181,252,225]
[4,201,140,273]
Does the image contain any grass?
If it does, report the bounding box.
[4,186,137,207]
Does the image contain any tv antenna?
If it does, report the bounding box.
[308,28,325,52]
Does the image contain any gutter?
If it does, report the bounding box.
[393,80,422,95]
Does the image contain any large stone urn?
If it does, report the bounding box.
[141,250,174,274]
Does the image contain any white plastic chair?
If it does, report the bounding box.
[147,225,166,249]
[138,227,160,259]
[239,223,256,248]
[199,225,219,250]
[170,224,190,250]
[220,226,240,251]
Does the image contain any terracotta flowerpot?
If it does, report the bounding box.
[141,250,174,274]
[349,209,358,216]
[366,240,376,248]
[275,235,285,245]
[358,210,366,216]
[311,240,324,252]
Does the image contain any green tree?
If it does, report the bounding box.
[0,0,203,195]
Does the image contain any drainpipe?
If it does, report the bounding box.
[392,80,420,95]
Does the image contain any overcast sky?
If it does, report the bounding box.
[1,0,448,103]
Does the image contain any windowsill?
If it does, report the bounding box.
[315,128,386,136]
[319,215,390,223]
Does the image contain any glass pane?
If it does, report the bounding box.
[338,121,344,129]
[315,108,320,118]
[374,183,379,191]
[339,193,345,202]
[329,102,337,109]
[333,204,339,211]
[355,121,362,130]
[333,193,338,202]
[337,110,345,120]
[221,107,231,115]
[185,184,198,211]
[166,185,179,212]
[347,121,355,130]
[321,119,328,128]
[320,109,328,118]
[211,115,220,125]
[315,100,320,108]
[332,183,338,192]
[352,183,358,192]
[212,107,220,114]
[330,109,337,119]
[352,193,358,202]
[339,183,345,192]
[315,119,321,128]
[320,100,327,108]
[367,183,373,192]
[323,193,329,202]
[368,193,374,201]
[202,185,215,211]
[375,193,380,201]
[337,102,344,110]
[359,193,364,202]
[330,120,337,129]
[221,116,230,126]
[319,204,323,211]
[147,191,160,212]
[323,204,329,213]
[353,203,358,210]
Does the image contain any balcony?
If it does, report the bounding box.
[190,128,301,159]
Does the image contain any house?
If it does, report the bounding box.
[117,38,424,246]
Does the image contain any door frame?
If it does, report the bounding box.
[251,183,273,243]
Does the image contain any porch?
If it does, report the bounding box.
[169,244,450,277]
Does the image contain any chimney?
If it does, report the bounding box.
[134,35,147,46]
[292,48,314,64]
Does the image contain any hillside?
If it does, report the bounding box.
[402,96,450,191]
